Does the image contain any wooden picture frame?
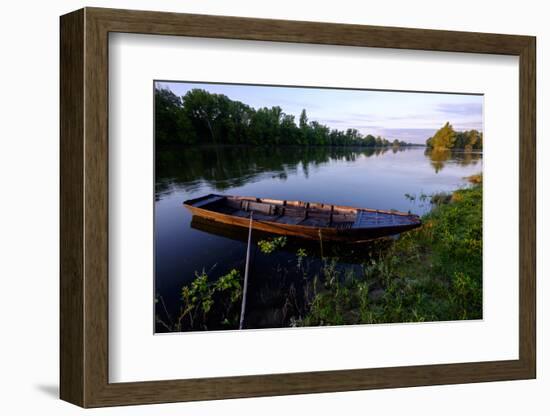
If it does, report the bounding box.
[60,7,536,408]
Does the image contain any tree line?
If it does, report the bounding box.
[426,122,483,151]
[155,87,417,147]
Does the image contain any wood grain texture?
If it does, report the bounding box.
[59,7,537,408]
[59,8,84,407]
[518,38,537,376]
[89,7,532,54]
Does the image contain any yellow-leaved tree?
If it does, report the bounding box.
[426,122,457,149]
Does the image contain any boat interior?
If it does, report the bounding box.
[187,195,418,230]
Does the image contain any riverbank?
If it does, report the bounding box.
[298,174,483,326]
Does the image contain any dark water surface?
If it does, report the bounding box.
[154,145,482,332]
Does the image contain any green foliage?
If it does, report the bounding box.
[215,269,243,303]
[155,86,417,147]
[158,269,242,331]
[454,130,483,151]
[298,178,483,326]
[258,236,287,254]
[293,248,308,274]
[155,88,196,144]
[302,261,351,326]
[364,134,376,147]
[452,271,482,319]
[179,271,212,329]
[426,122,483,150]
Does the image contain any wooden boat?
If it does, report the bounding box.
[183,194,421,243]
[183,194,422,242]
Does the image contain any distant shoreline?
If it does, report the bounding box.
[156,143,428,149]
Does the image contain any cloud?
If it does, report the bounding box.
[436,102,483,117]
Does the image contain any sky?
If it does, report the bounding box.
[155,81,483,144]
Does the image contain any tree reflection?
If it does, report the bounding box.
[155,145,403,197]
[425,148,482,173]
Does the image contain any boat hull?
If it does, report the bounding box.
[185,203,420,243]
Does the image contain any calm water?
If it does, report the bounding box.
[155,145,482,332]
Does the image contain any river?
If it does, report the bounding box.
[154,145,482,332]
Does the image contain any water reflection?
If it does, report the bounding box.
[425,148,482,173]
[156,145,407,199]
[190,215,391,263]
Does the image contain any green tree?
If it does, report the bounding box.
[364,134,376,147]
[155,88,195,144]
[181,89,226,143]
[279,114,300,144]
[154,86,419,148]
[465,129,482,151]
[426,122,482,151]
[298,109,309,145]
[299,109,308,129]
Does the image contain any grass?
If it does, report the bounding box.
[298,174,483,326]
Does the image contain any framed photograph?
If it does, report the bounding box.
[60,7,536,407]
